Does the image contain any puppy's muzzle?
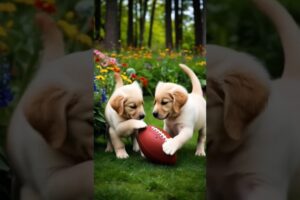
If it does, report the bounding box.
[152,112,158,118]
[139,114,145,120]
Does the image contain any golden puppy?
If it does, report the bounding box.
[6,13,93,200]
[206,0,300,199]
[153,64,206,156]
[105,75,147,159]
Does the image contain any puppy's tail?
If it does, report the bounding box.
[179,64,203,95]
[252,0,300,79]
[36,12,65,66]
[114,72,123,89]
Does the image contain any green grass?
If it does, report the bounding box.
[94,96,206,200]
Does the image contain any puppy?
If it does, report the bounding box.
[207,0,300,199]
[6,13,93,200]
[153,64,206,156]
[105,74,147,159]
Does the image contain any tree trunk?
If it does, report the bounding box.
[127,0,134,47]
[94,0,101,41]
[148,0,157,48]
[165,0,173,49]
[192,0,203,48]
[139,0,148,47]
[118,0,123,47]
[104,0,119,50]
[134,0,138,47]
[175,0,183,49]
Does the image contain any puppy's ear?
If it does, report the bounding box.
[24,86,78,149]
[172,90,188,113]
[222,72,269,140]
[110,95,125,115]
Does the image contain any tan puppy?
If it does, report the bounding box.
[105,75,147,159]
[153,64,206,156]
[6,13,93,200]
[207,0,300,199]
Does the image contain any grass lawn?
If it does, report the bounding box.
[94,96,206,200]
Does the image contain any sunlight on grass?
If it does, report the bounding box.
[94,96,206,200]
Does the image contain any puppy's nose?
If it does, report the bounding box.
[152,112,158,118]
[139,114,145,119]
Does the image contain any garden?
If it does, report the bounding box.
[93,47,207,199]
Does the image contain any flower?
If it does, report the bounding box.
[0,58,13,107]
[126,68,136,76]
[0,2,16,12]
[57,20,78,39]
[15,0,35,5]
[35,0,56,14]
[139,77,148,87]
[65,11,75,20]
[101,88,107,103]
[0,26,7,37]
[130,73,137,79]
[121,63,128,67]
[76,33,92,46]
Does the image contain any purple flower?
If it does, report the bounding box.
[101,88,107,103]
[0,57,13,107]
[93,82,98,92]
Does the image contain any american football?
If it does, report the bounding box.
[137,125,177,165]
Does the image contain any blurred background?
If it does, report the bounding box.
[0,0,93,198]
[207,0,300,78]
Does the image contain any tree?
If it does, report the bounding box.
[175,0,183,49]
[118,0,124,46]
[94,0,101,41]
[193,0,204,48]
[127,0,134,46]
[148,0,157,48]
[139,0,148,47]
[104,0,119,50]
[165,0,173,49]
[134,0,138,47]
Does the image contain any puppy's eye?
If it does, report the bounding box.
[130,105,137,109]
[161,101,168,105]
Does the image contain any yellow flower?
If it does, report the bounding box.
[95,75,105,81]
[14,0,34,5]
[185,56,193,61]
[96,65,101,69]
[76,33,92,46]
[110,53,117,58]
[6,20,14,28]
[0,2,16,12]
[0,26,7,37]
[65,11,75,21]
[0,41,8,51]
[57,20,78,39]
[100,69,108,73]
[159,52,166,58]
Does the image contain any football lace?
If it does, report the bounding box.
[151,126,168,141]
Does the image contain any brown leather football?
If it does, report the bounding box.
[137,125,177,165]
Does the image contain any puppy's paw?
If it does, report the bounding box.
[134,120,147,129]
[116,149,129,159]
[140,151,145,158]
[105,143,113,152]
[195,149,206,157]
[162,138,179,155]
[132,143,140,152]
